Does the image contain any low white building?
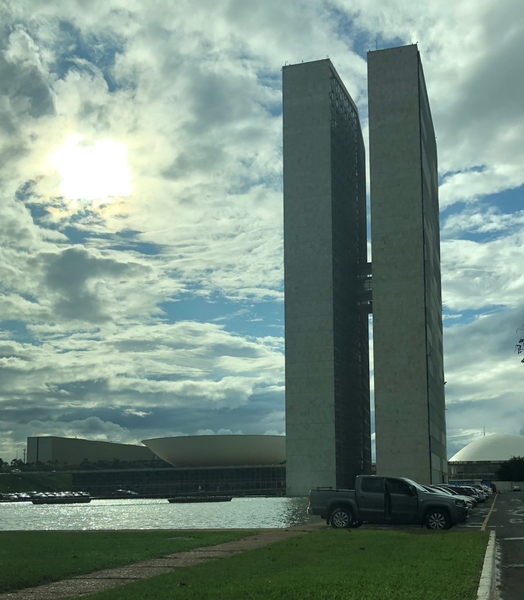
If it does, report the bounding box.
[27,436,155,465]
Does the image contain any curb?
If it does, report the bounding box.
[477,530,497,600]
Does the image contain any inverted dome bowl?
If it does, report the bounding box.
[142,434,285,467]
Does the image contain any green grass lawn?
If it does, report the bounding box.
[84,529,489,600]
[0,530,256,593]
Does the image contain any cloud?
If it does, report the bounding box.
[441,235,524,312]
[39,246,152,322]
[195,428,244,436]
[0,415,135,461]
[0,315,285,459]
[1,26,55,120]
[123,408,151,418]
[443,305,524,457]
[0,0,523,463]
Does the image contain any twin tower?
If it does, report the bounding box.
[283,45,447,496]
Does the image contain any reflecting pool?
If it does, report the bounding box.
[0,497,318,531]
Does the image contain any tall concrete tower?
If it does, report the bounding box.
[283,59,371,496]
[368,45,447,484]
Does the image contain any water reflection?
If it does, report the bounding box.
[0,497,318,531]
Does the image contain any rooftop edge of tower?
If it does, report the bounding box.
[282,58,360,117]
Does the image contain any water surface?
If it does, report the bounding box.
[0,497,317,531]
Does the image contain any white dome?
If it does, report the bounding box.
[449,434,524,462]
[142,434,285,467]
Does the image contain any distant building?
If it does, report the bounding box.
[368,45,447,484]
[449,433,524,481]
[73,465,286,497]
[26,436,155,465]
[27,435,286,497]
[282,59,371,496]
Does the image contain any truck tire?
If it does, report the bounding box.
[330,506,354,529]
[425,508,451,530]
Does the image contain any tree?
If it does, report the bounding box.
[497,456,524,481]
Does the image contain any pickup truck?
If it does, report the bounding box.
[308,475,468,530]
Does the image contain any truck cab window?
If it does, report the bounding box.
[386,479,412,495]
[361,477,384,493]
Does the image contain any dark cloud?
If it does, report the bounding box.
[0,31,55,119]
[36,246,147,323]
[188,71,262,133]
[162,144,227,180]
[0,388,285,457]
[439,16,524,162]
[0,0,523,464]
[51,20,125,92]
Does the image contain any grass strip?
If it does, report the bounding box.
[0,530,256,593]
[84,529,489,600]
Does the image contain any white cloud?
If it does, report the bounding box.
[441,231,524,312]
[0,0,523,461]
[0,416,137,461]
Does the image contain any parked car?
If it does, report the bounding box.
[112,489,139,497]
[468,486,487,502]
[427,485,475,510]
[471,485,489,500]
[308,475,468,530]
[449,485,483,503]
[435,485,477,508]
[513,485,521,492]
[479,484,493,496]
[423,485,470,512]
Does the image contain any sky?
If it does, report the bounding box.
[1,0,523,463]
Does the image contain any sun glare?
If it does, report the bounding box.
[50,135,133,203]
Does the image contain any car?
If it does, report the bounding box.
[472,484,489,499]
[453,485,485,503]
[429,485,475,509]
[308,475,468,530]
[513,485,521,492]
[113,489,139,496]
[423,486,471,514]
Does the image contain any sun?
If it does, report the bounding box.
[50,135,133,203]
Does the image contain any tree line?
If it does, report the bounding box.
[0,458,171,471]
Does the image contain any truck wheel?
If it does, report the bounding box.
[330,506,353,529]
[425,509,451,530]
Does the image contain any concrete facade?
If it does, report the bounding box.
[27,436,155,465]
[368,45,447,484]
[283,59,370,496]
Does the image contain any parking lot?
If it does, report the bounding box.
[355,487,523,599]
[456,490,524,600]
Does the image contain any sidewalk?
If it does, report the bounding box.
[0,523,325,599]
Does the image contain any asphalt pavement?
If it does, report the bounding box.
[457,491,524,600]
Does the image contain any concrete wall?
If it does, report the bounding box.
[27,436,155,465]
[283,59,370,496]
[368,45,446,484]
[493,481,524,492]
